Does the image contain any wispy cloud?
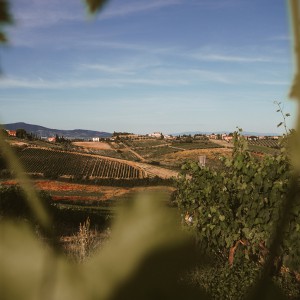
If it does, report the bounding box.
[190,0,244,10]
[250,80,290,86]
[0,62,236,89]
[0,76,188,90]
[101,0,182,19]
[268,35,291,41]
[151,67,234,84]
[11,1,83,29]
[10,0,182,29]
[80,64,135,75]
[80,59,162,75]
[192,53,272,63]
[80,40,178,55]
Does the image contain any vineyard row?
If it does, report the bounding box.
[17,148,144,179]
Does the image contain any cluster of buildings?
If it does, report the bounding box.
[207,133,280,142]
[89,132,281,143]
[109,132,175,141]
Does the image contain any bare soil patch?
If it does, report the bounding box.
[73,142,112,150]
[1,180,175,202]
[6,140,29,147]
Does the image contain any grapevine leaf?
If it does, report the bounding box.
[219,215,225,222]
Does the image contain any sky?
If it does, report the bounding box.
[0,0,297,134]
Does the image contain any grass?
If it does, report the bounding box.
[135,146,178,159]
[125,139,168,148]
[170,141,223,150]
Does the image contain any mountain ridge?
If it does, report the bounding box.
[3,122,112,139]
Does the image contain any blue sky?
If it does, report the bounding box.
[0,0,297,134]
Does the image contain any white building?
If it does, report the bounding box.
[92,137,100,142]
[149,132,162,138]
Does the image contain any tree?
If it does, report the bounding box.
[16,128,27,139]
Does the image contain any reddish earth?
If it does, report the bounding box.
[1,180,175,202]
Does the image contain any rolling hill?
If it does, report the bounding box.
[4,122,112,139]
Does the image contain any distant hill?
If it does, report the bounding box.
[170,130,280,137]
[4,122,112,139]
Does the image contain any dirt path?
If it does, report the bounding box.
[169,145,185,151]
[120,142,146,162]
[210,139,233,148]
[136,163,179,179]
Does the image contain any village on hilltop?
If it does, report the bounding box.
[5,129,280,143]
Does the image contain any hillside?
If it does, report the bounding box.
[4,122,111,139]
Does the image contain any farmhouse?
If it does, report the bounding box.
[92,137,100,142]
[6,130,16,137]
[247,136,259,141]
[48,137,56,142]
[149,132,162,138]
[223,136,233,142]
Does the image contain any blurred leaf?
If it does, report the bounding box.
[0,0,12,23]
[285,113,291,117]
[0,193,210,300]
[0,0,13,44]
[0,129,52,232]
[277,122,283,128]
[85,192,210,299]
[85,0,109,14]
[0,31,7,43]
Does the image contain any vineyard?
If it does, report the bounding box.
[247,139,279,148]
[170,140,223,150]
[17,148,144,179]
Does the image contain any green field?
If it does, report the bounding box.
[125,139,168,148]
[170,140,223,150]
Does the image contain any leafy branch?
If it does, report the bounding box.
[274,101,291,135]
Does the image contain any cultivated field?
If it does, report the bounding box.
[17,148,144,179]
[73,141,113,150]
[160,148,233,169]
[248,139,279,148]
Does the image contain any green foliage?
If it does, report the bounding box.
[175,130,300,296]
[16,128,27,139]
[0,185,54,221]
[189,260,260,300]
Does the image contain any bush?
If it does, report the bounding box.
[175,130,300,298]
[0,185,54,220]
